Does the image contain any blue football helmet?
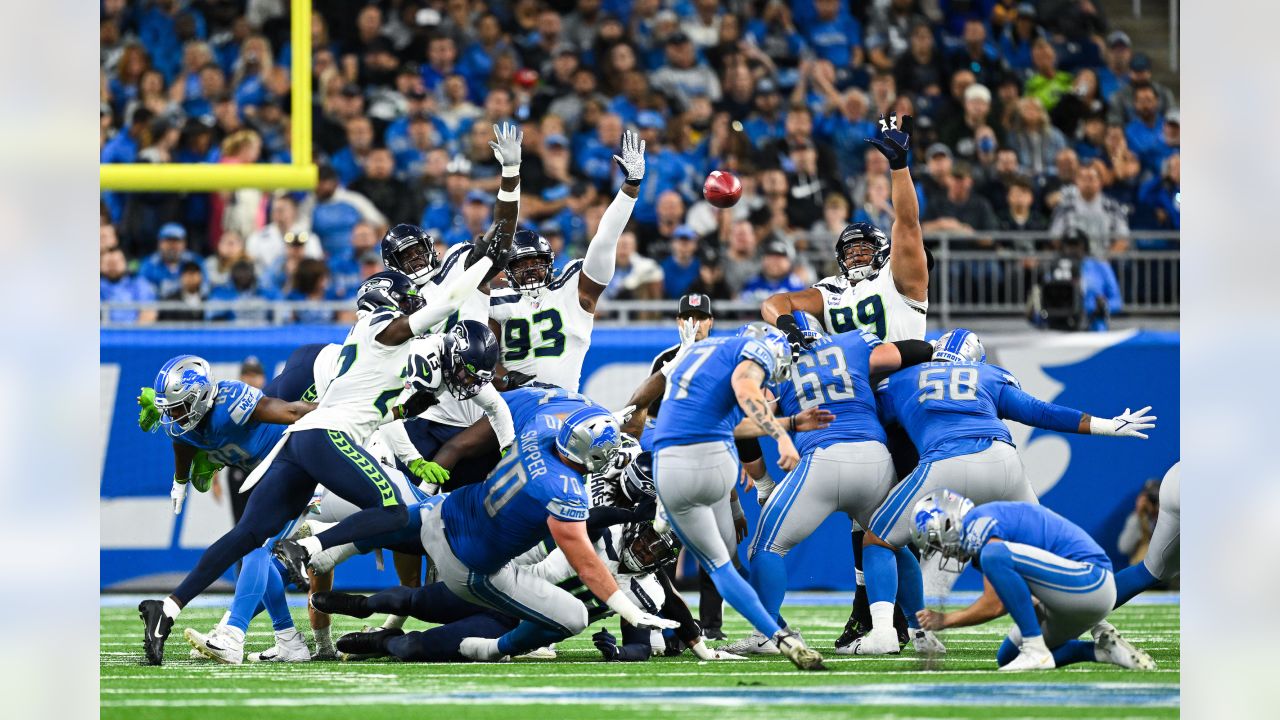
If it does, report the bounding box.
[792,311,827,344]
[356,270,426,315]
[556,406,622,473]
[381,224,439,286]
[836,222,890,283]
[440,319,500,400]
[506,229,555,297]
[909,489,976,572]
[153,355,216,437]
[932,329,987,364]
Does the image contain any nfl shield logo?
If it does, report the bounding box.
[689,296,701,307]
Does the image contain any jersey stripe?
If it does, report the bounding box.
[490,293,522,306]
[429,244,470,285]
[547,260,582,291]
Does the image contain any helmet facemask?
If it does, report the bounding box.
[507,254,554,298]
[909,491,976,573]
[839,240,879,283]
[441,337,494,401]
[154,358,216,437]
[389,238,439,285]
[619,522,682,574]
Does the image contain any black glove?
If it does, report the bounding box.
[866,113,914,170]
[775,314,814,353]
[593,629,621,661]
[501,370,536,390]
[466,218,511,271]
[398,389,440,418]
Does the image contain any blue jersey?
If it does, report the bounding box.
[877,362,1083,463]
[502,384,598,433]
[166,380,282,470]
[441,416,590,573]
[651,336,776,451]
[965,502,1112,572]
[775,330,886,455]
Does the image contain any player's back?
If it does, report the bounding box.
[503,383,597,432]
[814,265,926,341]
[877,361,1018,463]
[775,329,886,455]
[489,260,592,391]
[172,380,283,470]
[441,415,590,573]
[964,502,1112,571]
[652,335,773,451]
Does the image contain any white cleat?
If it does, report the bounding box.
[518,645,557,660]
[718,630,781,655]
[1000,637,1055,672]
[248,628,312,662]
[308,542,358,574]
[1093,625,1157,670]
[911,629,947,655]
[837,627,900,655]
[773,630,827,671]
[459,637,510,662]
[184,625,245,665]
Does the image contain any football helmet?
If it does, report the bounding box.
[506,229,555,298]
[737,323,793,383]
[932,328,987,364]
[836,222,890,283]
[619,450,655,506]
[618,521,682,574]
[153,354,216,437]
[439,320,500,400]
[556,406,622,474]
[909,489,976,572]
[381,224,439,286]
[356,270,426,315]
[791,311,827,344]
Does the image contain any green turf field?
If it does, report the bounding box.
[101,596,1179,719]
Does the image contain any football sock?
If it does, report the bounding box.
[313,625,333,654]
[708,562,780,638]
[894,545,925,627]
[1113,562,1159,609]
[263,559,293,632]
[313,504,409,550]
[389,614,514,663]
[748,550,788,626]
[228,548,272,633]
[1052,640,1098,667]
[979,542,1042,638]
[996,637,1019,666]
[162,596,182,620]
[496,621,567,656]
[863,544,898,630]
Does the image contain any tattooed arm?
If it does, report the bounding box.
[730,360,800,471]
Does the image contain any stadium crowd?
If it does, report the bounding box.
[100,0,1179,322]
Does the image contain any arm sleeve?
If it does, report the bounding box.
[586,499,656,533]
[408,256,493,336]
[996,384,1085,433]
[472,384,515,451]
[656,571,702,645]
[523,547,578,584]
[735,438,763,464]
[377,419,423,464]
[227,383,263,426]
[581,191,637,285]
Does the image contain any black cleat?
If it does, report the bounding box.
[138,599,174,666]
[893,603,911,648]
[702,626,727,641]
[310,591,373,619]
[336,628,403,658]
[272,538,310,589]
[835,614,868,649]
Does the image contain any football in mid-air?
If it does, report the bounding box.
[703,170,742,208]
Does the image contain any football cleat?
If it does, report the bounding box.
[459,637,511,662]
[773,630,827,671]
[518,645,557,660]
[248,628,312,663]
[1000,638,1055,672]
[1093,625,1157,670]
[336,628,402,658]
[311,646,341,661]
[184,625,245,665]
[138,599,174,666]
[310,591,373,619]
[836,627,900,655]
[911,629,947,655]
[701,626,727,641]
[271,539,311,589]
[718,630,781,655]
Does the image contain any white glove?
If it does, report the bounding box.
[600,438,639,481]
[653,496,670,534]
[612,129,646,184]
[755,473,776,507]
[678,317,698,348]
[1089,406,1156,439]
[488,122,523,170]
[170,477,189,515]
[606,591,681,630]
[690,639,747,661]
[612,404,637,426]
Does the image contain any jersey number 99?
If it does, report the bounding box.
[829,295,886,339]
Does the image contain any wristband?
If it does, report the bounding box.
[496,185,520,202]
[605,590,643,624]
[624,178,641,188]
[174,474,190,485]
[501,165,520,178]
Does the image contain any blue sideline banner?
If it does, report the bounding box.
[101,327,1179,592]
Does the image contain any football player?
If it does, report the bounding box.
[488,130,646,392]
[850,328,1157,655]
[911,491,1156,671]
[1113,461,1180,608]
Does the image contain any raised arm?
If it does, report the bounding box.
[376,253,497,346]
[866,114,928,302]
[731,360,799,471]
[579,130,644,313]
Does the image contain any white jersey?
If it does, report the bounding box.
[419,243,491,427]
[812,263,928,341]
[489,259,593,392]
[310,343,343,399]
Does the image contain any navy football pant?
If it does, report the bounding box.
[367,582,520,663]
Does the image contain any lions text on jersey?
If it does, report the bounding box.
[489,260,592,392]
[813,263,926,341]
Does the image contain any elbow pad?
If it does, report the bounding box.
[892,339,935,367]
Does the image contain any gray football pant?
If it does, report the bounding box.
[654,441,740,571]
[1000,541,1117,649]
[750,441,896,558]
[868,441,1038,547]
[1143,462,1180,580]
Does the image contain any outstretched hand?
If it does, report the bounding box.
[866,113,914,170]
[488,122,523,168]
[612,129,646,185]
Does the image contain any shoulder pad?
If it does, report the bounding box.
[739,338,776,376]
[429,244,469,285]
[220,380,262,425]
[548,260,583,291]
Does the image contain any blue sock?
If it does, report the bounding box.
[979,543,1041,638]
[709,562,780,638]
[263,559,293,632]
[227,548,273,633]
[748,551,788,626]
[1052,639,1098,667]
[1113,562,1159,609]
[863,544,898,606]
[894,546,925,627]
[996,637,1019,666]
[496,621,568,656]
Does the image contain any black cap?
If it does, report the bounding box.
[666,31,691,46]
[678,293,713,318]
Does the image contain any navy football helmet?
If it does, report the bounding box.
[619,450,655,506]
[381,224,439,286]
[440,319,500,400]
[356,270,426,315]
[836,222,890,283]
[506,229,555,297]
[619,521,682,574]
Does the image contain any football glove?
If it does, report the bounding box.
[653,496,670,534]
[1089,406,1156,439]
[690,639,747,661]
[488,122,523,169]
[189,451,223,493]
[606,591,681,631]
[866,113,914,170]
[502,370,536,390]
[774,314,815,354]
[170,476,189,515]
[409,458,451,485]
[612,404,637,426]
[755,473,776,507]
[592,629,622,661]
[137,387,161,432]
[678,317,699,348]
[612,129,646,186]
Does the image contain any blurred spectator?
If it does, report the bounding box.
[548,67,608,134]
[331,116,376,186]
[444,190,494,247]
[101,242,157,325]
[209,259,279,322]
[1107,52,1178,125]
[1050,68,1106,139]
[1117,479,1161,566]
[304,165,387,258]
[661,225,702,299]
[939,82,1000,165]
[605,231,664,301]
[848,146,891,215]
[351,147,417,225]
[246,195,322,278]
[1030,229,1120,332]
[810,194,853,253]
[330,221,381,300]
[1096,31,1133,103]
[805,0,863,69]
[740,238,806,302]
[1100,124,1143,206]
[687,244,734,301]
[743,77,786,149]
[723,219,761,296]
[947,17,1005,89]
[894,21,947,97]
[1138,154,1180,231]
[918,143,954,213]
[998,3,1044,72]
[1024,38,1073,112]
[264,230,314,295]
[1050,164,1131,255]
[866,0,927,72]
[287,258,336,324]
[422,156,474,235]
[239,356,266,390]
[539,220,572,273]
[852,175,894,230]
[978,147,1023,215]
[139,223,202,297]
[1123,82,1170,173]
[638,189,687,259]
[203,230,248,288]
[1073,111,1108,164]
[783,138,836,230]
[651,32,721,110]
[922,162,998,235]
[1007,98,1069,177]
[998,175,1049,236]
[1040,148,1081,212]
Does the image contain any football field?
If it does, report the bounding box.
[101,593,1179,719]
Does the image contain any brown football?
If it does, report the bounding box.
[703,170,743,209]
